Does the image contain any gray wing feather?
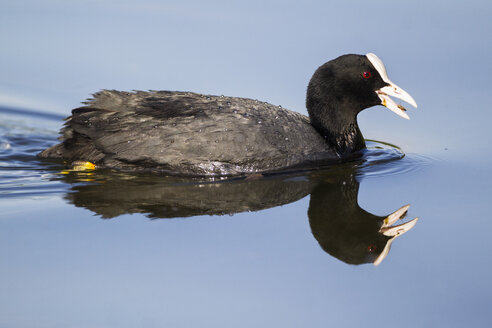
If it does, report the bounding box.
[55,90,336,175]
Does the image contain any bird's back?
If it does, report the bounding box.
[39,90,338,175]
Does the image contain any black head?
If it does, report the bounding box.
[307,54,388,117]
[305,53,417,155]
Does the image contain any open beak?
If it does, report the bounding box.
[366,53,418,120]
[377,83,417,120]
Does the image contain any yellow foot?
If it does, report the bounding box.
[71,161,96,171]
[59,161,97,174]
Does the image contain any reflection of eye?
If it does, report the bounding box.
[367,244,377,252]
[362,71,372,79]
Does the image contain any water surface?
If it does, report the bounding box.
[1,1,492,327]
[1,104,491,328]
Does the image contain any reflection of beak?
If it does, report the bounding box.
[373,204,419,266]
[366,53,418,120]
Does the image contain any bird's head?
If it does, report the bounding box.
[307,53,417,120]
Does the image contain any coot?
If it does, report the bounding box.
[38,53,417,176]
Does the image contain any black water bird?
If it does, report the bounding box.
[38,53,417,176]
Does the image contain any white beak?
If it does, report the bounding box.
[366,53,418,120]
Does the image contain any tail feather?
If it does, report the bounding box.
[37,143,65,159]
[37,132,105,163]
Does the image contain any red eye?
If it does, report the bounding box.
[362,71,372,79]
[368,244,377,252]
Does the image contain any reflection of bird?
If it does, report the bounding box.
[38,53,416,176]
[308,175,418,265]
[63,173,313,219]
[62,168,417,265]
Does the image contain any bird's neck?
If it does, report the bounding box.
[306,98,366,156]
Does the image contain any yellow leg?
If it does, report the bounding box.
[71,161,96,171]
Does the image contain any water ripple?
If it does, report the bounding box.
[0,109,68,199]
[355,140,433,178]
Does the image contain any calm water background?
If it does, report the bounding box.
[1,0,492,327]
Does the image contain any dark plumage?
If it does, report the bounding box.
[59,168,418,265]
[38,53,416,176]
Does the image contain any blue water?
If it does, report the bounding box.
[1,1,492,327]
